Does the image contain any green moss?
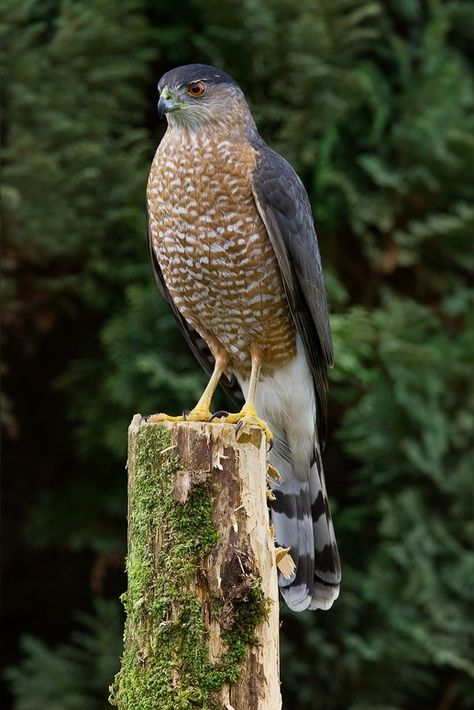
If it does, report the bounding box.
[109,424,269,710]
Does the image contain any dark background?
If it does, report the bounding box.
[2,1,473,708]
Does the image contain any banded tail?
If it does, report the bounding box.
[237,341,341,612]
[269,443,340,611]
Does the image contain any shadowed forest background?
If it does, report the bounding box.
[1,1,473,708]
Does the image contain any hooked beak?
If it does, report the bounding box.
[157,95,179,119]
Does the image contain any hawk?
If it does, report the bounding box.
[147,64,341,612]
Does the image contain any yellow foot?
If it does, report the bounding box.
[148,407,212,424]
[148,413,184,423]
[216,404,273,443]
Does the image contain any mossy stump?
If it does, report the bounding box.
[110,415,281,710]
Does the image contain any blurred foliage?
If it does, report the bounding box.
[4,600,122,710]
[2,0,473,708]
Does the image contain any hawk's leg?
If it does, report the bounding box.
[218,349,272,443]
[149,352,227,423]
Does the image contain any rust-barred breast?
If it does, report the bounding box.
[147,127,296,374]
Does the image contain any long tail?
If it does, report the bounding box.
[269,441,341,611]
[235,343,341,612]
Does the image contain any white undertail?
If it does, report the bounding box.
[234,337,341,611]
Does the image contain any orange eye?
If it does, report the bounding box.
[187,81,206,97]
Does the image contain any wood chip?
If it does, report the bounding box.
[172,470,192,503]
[267,464,281,481]
[275,547,295,579]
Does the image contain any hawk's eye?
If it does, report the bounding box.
[187,81,206,97]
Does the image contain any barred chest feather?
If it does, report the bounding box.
[147,125,296,371]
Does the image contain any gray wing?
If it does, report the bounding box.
[250,141,333,445]
[147,218,244,408]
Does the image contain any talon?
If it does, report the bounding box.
[217,404,273,443]
[210,410,229,421]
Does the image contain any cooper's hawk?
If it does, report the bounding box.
[147,64,341,612]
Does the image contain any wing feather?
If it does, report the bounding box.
[250,141,333,445]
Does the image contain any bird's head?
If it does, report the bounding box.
[157,63,254,131]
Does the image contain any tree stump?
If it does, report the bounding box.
[110,415,282,710]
